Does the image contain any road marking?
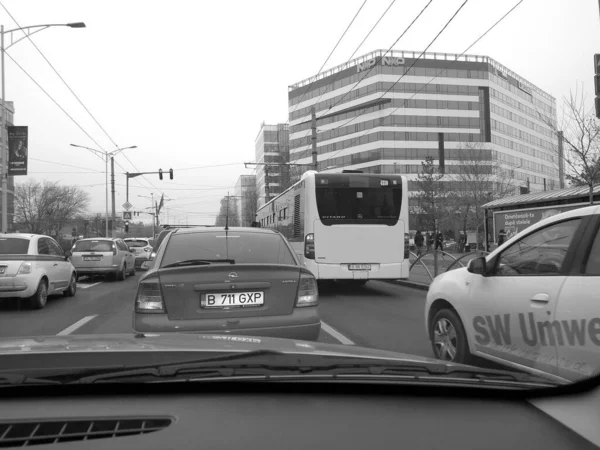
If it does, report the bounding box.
[76,281,102,290]
[321,321,355,346]
[57,315,98,336]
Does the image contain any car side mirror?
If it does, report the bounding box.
[64,250,72,259]
[467,256,487,275]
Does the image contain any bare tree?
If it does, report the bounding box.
[14,179,90,234]
[541,86,600,203]
[450,142,515,245]
[412,157,453,234]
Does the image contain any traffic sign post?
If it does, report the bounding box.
[122,201,132,211]
[123,211,132,220]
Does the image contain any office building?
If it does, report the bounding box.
[254,122,290,208]
[234,174,257,227]
[287,50,560,194]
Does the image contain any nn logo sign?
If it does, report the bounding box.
[356,56,405,73]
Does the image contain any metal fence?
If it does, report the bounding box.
[409,249,490,282]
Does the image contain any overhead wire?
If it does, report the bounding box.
[0,1,160,195]
[290,0,433,156]
[318,0,524,166]
[289,0,369,116]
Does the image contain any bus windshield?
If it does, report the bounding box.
[315,174,403,225]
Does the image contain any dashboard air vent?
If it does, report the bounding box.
[0,417,172,448]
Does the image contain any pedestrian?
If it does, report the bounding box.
[426,232,433,251]
[498,229,507,246]
[435,231,444,251]
[458,233,465,253]
[414,230,424,256]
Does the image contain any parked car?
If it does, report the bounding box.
[425,205,600,383]
[134,226,321,340]
[124,237,153,270]
[0,233,77,309]
[70,238,136,281]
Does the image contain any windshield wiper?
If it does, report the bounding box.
[63,350,557,387]
[163,259,235,268]
[0,374,61,386]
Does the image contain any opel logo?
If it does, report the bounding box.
[229,272,238,279]
[357,214,363,219]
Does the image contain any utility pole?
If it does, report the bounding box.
[311,106,318,170]
[111,157,116,237]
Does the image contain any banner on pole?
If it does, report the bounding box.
[8,126,28,176]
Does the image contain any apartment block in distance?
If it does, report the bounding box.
[287,49,560,195]
[254,122,290,208]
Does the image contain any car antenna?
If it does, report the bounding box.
[225,192,229,232]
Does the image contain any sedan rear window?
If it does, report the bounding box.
[125,240,149,248]
[161,232,297,267]
[0,238,30,254]
[73,240,113,252]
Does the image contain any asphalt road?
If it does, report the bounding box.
[0,274,432,359]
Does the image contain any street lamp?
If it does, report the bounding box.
[70,143,137,237]
[0,22,86,232]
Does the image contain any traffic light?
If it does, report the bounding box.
[125,221,129,233]
[159,169,163,180]
[169,168,173,180]
[595,54,600,119]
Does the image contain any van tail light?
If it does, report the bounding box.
[112,244,117,256]
[404,233,409,259]
[135,278,165,313]
[304,233,315,260]
[296,272,318,307]
[17,262,32,275]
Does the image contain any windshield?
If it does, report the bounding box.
[1,0,598,395]
[72,240,113,252]
[0,238,30,255]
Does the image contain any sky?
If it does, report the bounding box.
[1,0,599,226]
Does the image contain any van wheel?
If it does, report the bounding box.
[29,279,48,309]
[116,264,126,281]
[63,273,77,297]
[430,308,473,364]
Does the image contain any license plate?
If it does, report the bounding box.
[201,292,264,308]
[84,256,102,261]
[349,264,371,270]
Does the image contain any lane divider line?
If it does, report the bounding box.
[57,315,98,336]
[76,282,103,290]
[320,321,355,346]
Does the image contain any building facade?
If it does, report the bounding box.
[254,122,290,208]
[287,50,560,196]
[234,174,257,227]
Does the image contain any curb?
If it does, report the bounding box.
[382,279,430,291]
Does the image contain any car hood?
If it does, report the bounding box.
[0,333,451,366]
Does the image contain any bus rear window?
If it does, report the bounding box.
[315,174,403,225]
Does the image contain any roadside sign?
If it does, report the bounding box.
[122,211,132,220]
[122,201,133,210]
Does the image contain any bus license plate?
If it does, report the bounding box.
[201,292,264,308]
[349,264,371,271]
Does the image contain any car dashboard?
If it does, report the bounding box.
[0,382,598,449]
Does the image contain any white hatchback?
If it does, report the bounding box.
[0,234,77,309]
[425,205,600,384]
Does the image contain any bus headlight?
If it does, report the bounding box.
[304,234,315,260]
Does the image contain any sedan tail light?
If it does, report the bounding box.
[304,233,315,260]
[135,278,165,313]
[296,272,318,307]
[17,262,32,275]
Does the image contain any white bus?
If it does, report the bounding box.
[256,170,410,285]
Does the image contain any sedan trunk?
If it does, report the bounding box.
[158,264,302,320]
